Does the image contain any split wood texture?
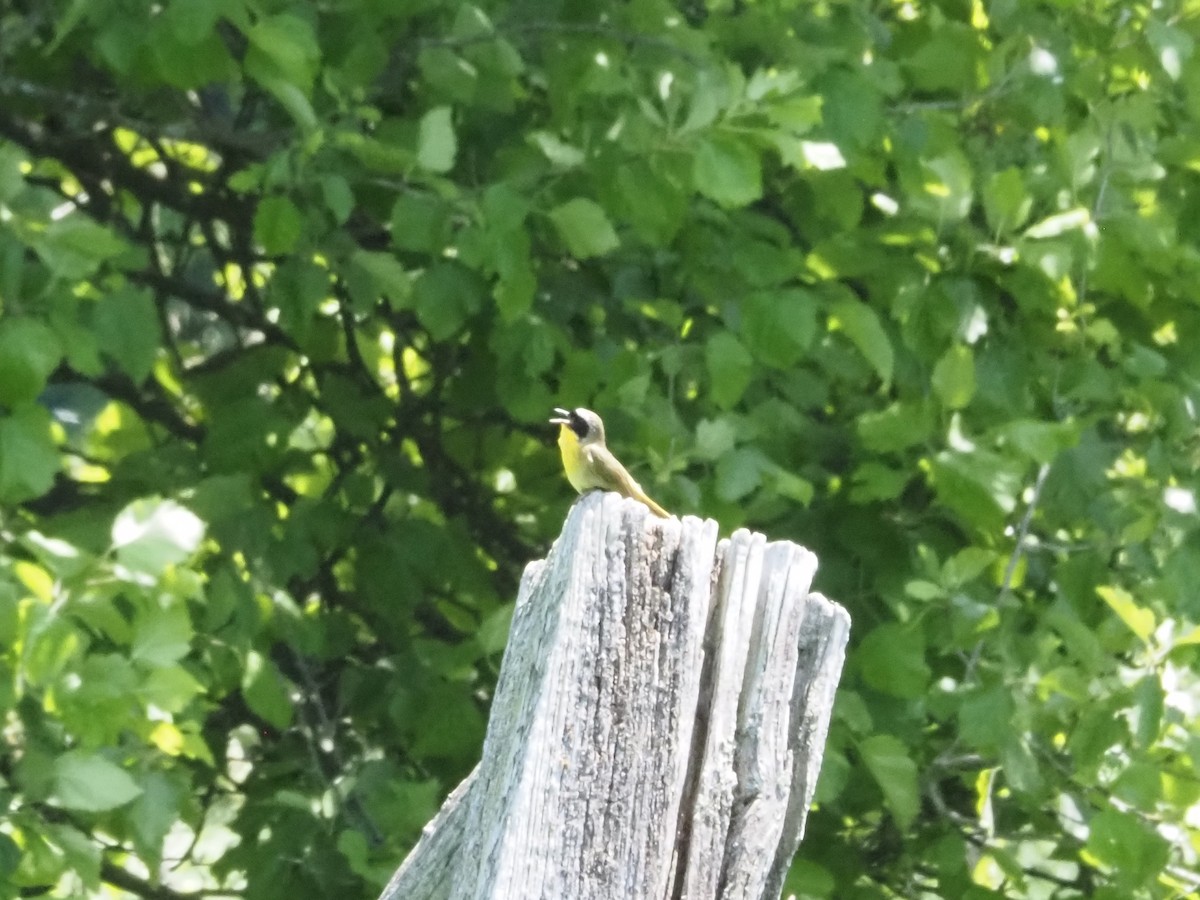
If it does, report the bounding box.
[380,491,850,900]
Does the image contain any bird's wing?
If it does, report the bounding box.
[584,444,644,494]
[585,445,670,517]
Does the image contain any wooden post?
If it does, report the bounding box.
[380,492,850,900]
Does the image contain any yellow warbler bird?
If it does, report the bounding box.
[549,407,670,518]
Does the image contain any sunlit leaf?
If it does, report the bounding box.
[417,106,457,173]
[112,498,206,580]
[1096,585,1155,642]
[1024,208,1090,239]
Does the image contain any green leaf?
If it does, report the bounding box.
[272,258,330,339]
[0,832,19,880]
[151,29,236,89]
[548,198,619,259]
[130,771,183,855]
[857,401,932,453]
[680,67,730,133]
[23,614,83,687]
[412,262,483,340]
[957,688,1014,751]
[849,461,910,502]
[694,134,762,208]
[905,25,981,92]
[352,250,412,309]
[320,175,355,225]
[832,301,893,386]
[941,547,997,588]
[917,152,974,222]
[614,159,688,246]
[820,69,883,148]
[242,650,294,729]
[1001,419,1079,464]
[0,319,62,405]
[781,859,834,899]
[983,167,1033,233]
[931,345,975,410]
[1096,585,1155,642]
[112,498,206,581]
[928,450,1021,534]
[904,580,943,601]
[131,600,194,667]
[1130,674,1163,749]
[746,67,803,101]
[139,665,204,712]
[529,131,584,168]
[740,289,817,368]
[857,623,930,699]
[417,106,456,173]
[0,140,27,202]
[34,215,129,279]
[53,751,142,812]
[418,46,478,102]
[475,604,514,656]
[482,182,530,232]
[254,196,303,254]
[245,14,320,92]
[1085,808,1170,890]
[1147,20,1193,81]
[411,680,484,761]
[704,333,753,409]
[337,829,370,877]
[768,466,814,506]
[715,447,767,502]
[0,405,59,503]
[694,418,737,462]
[490,231,535,321]
[259,74,318,129]
[93,288,161,382]
[164,0,223,43]
[858,734,919,829]
[391,193,450,253]
[764,94,823,133]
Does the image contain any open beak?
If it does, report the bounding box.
[549,407,571,425]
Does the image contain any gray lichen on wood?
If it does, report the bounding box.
[380,491,850,900]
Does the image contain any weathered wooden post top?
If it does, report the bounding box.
[381,491,850,900]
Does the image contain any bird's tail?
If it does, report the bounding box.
[634,488,671,519]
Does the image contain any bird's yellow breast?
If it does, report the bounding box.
[556,424,591,492]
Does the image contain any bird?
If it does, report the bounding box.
[549,407,670,518]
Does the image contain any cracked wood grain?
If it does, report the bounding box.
[380,492,849,900]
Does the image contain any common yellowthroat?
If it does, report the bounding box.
[549,407,670,518]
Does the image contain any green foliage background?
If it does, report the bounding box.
[1,0,1199,897]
